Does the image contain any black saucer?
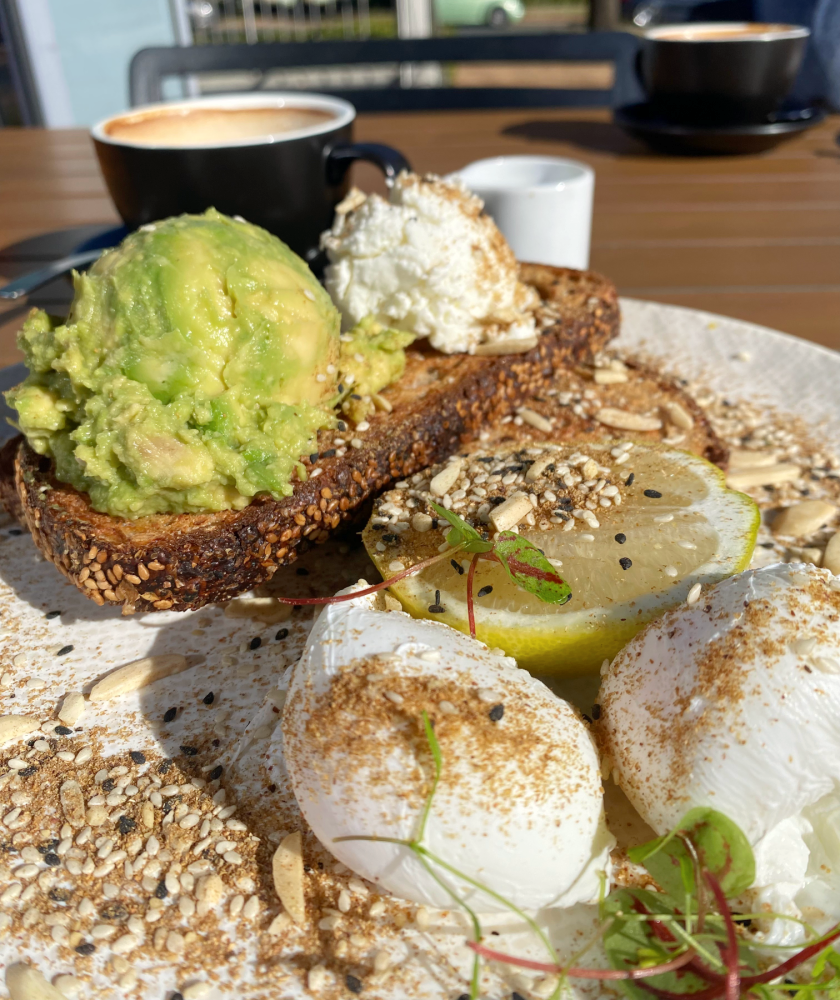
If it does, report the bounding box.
[614,103,827,155]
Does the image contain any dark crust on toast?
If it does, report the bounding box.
[2,265,619,613]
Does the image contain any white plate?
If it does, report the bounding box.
[0,301,837,1000]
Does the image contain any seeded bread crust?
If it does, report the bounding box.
[1,265,619,614]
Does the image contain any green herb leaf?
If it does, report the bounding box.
[429,502,493,554]
[629,807,755,898]
[492,532,572,605]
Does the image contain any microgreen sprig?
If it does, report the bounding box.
[277,501,572,639]
[332,717,840,1000]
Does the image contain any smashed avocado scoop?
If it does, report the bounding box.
[7,210,410,519]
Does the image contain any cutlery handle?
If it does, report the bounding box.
[0,249,103,300]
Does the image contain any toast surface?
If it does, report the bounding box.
[2,265,619,613]
[484,360,728,466]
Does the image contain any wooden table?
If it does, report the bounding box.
[0,108,837,368]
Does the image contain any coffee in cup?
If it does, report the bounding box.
[92,94,410,262]
[640,22,810,125]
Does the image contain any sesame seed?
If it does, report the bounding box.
[477,586,493,598]
[54,725,73,736]
[644,489,663,498]
[45,610,62,619]
[625,473,635,486]
[163,708,177,723]
[209,765,223,781]
[249,637,261,650]
[488,704,504,722]
[180,746,198,756]
[450,559,464,575]
[665,566,679,577]
[687,583,703,605]
[129,751,146,764]
[619,557,633,570]
[346,974,363,994]
[202,692,215,706]
[677,540,697,550]
[614,533,626,544]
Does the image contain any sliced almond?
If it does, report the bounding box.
[59,779,86,828]
[272,831,306,924]
[728,449,778,469]
[525,453,556,483]
[726,464,800,490]
[0,715,39,748]
[594,408,662,432]
[489,492,533,533]
[823,532,840,576]
[57,692,85,727]
[429,460,462,498]
[223,597,292,625]
[593,369,629,385]
[89,654,189,702]
[5,963,67,1000]
[662,401,694,431]
[517,407,553,433]
[772,500,837,538]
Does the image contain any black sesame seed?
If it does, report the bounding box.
[309,453,319,463]
[614,533,626,544]
[57,645,74,656]
[54,725,72,736]
[644,489,662,498]
[382,534,398,544]
[249,636,262,650]
[129,750,146,765]
[552,510,570,521]
[163,707,177,723]
[625,473,635,487]
[555,496,574,510]
[275,628,289,641]
[171,991,184,999]
[18,766,37,777]
[346,974,363,994]
[45,610,61,620]
[155,880,168,898]
[619,557,633,570]
[477,585,493,598]
[49,887,72,902]
[489,496,506,505]
[101,779,116,792]
[43,852,60,866]
[203,692,215,705]
[488,703,505,722]
[75,943,96,956]
[209,765,223,781]
[158,759,172,774]
[513,993,528,1000]
[118,815,136,835]
[428,590,445,614]
[37,840,58,854]
[296,567,310,576]
[100,902,129,921]
[451,559,464,575]
[8,527,22,535]
[180,745,198,756]
[350,392,362,400]
[321,448,337,459]
[592,704,602,720]
[337,421,347,432]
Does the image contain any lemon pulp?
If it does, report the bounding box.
[363,442,759,676]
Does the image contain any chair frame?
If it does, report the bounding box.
[129,32,641,112]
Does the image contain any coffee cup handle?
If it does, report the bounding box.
[325,143,411,187]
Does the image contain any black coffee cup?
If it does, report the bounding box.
[91,93,410,263]
[639,23,810,125]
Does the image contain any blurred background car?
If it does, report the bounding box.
[434,0,525,29]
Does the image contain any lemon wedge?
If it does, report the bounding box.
[363,441,759,676]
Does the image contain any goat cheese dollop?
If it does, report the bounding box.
[282,585,613,911]
[321,173,540,355]
[598,562,840,943]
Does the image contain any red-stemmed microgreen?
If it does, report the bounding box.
[331,715,840,1000]
[277,500,572,641]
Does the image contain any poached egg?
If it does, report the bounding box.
[282,585,613,912]
[598,562,840,942]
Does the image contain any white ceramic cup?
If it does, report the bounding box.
[452,155,595,270]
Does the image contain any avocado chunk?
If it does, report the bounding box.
[337,317,414,423]
[7,210,341,518]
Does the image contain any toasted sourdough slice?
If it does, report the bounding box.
[0,264,619,613]
[483,359,728,466]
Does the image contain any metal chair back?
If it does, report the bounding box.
[130,32,643,111]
